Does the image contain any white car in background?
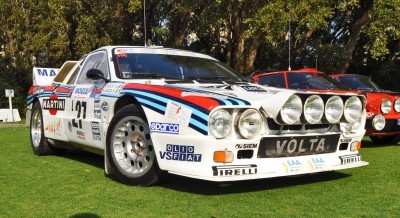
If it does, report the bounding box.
[27,46,368,186]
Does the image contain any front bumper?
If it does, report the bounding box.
[366,118,400,136]
[151,131,368,182]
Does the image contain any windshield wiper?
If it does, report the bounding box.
[125,72,181,80]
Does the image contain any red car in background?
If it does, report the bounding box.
[331,74,400,144]
[253,69,400,144]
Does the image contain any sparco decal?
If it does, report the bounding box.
[42,95,65,115]
[212,165,257,176]
[159,144,202,162]
[339,154,361,165]
[235,144,257,149]
[150,122,179,134]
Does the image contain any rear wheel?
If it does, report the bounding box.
[106,105,161,186]
[370,135,400,144]
[30,102,52,155]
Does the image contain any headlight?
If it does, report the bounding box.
[325,96,344,123]
[372,114,385,131]
[209,109,232,139]
[395,98,400,112]
[304,95,324,124]
[280,95,302,124]
[237,109,262,139]
[381,98,392,114]
[344,96,362,123]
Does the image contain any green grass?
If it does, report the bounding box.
[0,127,399,217]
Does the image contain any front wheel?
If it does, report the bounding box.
[106,105,161,186]
[370,135,400,145]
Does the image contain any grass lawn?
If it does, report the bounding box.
[0,127,399,217]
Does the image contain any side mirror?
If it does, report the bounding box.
[86,69,106,80]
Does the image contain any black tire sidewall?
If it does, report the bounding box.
[30,102,51,155]
[106,105,160,186]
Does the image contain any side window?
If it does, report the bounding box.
[76,51,109,84]
[258,74,286,88]
[66,65,81,85]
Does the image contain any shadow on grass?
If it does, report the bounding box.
[55,150,352,194]
[361,139,398,148]
[160,171,351,195]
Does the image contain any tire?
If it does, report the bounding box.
[30,102,52,155]
[106,105,161,186]
[370,135,400,145]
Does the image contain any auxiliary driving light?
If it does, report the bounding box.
[395,98,400,112]
[304,95,324,124]
[372,114,385,131]
[280,94,302,124]
[325,96,344,123]
[381,98,392,114]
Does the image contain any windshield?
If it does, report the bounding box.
[112,49,246,83]
[336,75,380,90]
[287,72,348,90]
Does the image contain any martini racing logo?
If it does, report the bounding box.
[150,122,179,134]
[42,97,65,115]
[159,144,202,162]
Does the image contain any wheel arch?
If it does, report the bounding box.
[113,94,148,122]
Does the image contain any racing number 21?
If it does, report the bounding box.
[72,100,87,119]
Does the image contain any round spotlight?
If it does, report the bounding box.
[395,98,400,112]
[325,96,344,123]
[280,95,302,124]
[304,95,324,124]
[237,109,262,139]
[209,109,232,138]
[381,98,392,114]
[372,114,385,131]
[344,96,362,123]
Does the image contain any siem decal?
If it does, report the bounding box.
[212,165,257,176]
[165,101,192,126]
[150,122,179,134]
[42,94,65,115]
[91,121,101,141]
[340,138,352,143]
[159,144,202,162]
[235,144,257,149]
[339,154,361,165]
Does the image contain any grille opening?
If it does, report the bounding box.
[339,143,348,150]
[237,150,254,159]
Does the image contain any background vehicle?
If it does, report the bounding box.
[27,47,368,186]
[331,74,400,144]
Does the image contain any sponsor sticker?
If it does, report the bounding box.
[101,102,109,111]
[44,119,62,135]
[283,159,303,173]
[240,85,266,92]
[159,144,202,162]
[102,83,125,95]
[150,122,179,134]
[76,130,85,140]
[42,94,65,115]
[165,101,192,126]
[33,87,45,95]
[91,121,101,141]
[212,165,257,176]
[235,143,257,149]
[339,154,361,165]
[308,157,326,171]
[71,85,93,98]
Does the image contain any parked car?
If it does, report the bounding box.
[331,74,400,144]
[27,47,368,186]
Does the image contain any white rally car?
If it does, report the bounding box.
[27,46,368,186]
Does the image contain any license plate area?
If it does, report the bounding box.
[258,134,340,158]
